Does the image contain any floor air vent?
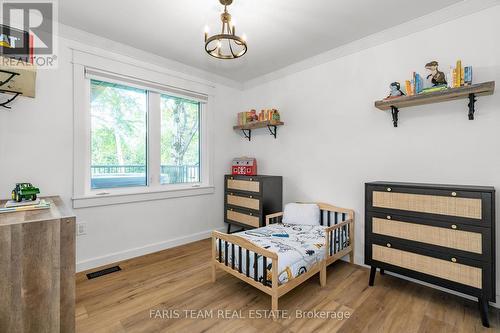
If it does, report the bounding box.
[86,265,121,279]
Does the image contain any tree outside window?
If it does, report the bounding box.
[160,95,200,185]
[90,80,147,189]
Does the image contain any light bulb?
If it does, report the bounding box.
[204,26,209,42]
[204,25,210,33]
[241,34,247,42]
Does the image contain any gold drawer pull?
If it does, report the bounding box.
[451,192,457,197]
[249,213,253,216]
[451,224,457,229]
[387,187,392,192]
[229,193,234,196]
[386,243,391,248]
[386,215,391,220]
[229,208,233,211]
[249,195,253,199]
[249,178,253,181]
[230,177,234,180]
[451,257,457,263]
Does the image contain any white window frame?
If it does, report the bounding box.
[72,51,214,208]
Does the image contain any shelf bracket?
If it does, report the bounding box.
[391,106,399,127]
[468,93,477,120]
[267,125,278,138]
[0,91,21,109]
[242,129,251,141]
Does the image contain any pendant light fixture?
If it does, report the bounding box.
[204,0,247,59]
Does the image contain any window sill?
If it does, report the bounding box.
[72,185,215,208]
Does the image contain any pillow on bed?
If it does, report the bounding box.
[282,203,320,226]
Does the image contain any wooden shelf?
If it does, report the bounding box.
[374,81,495,127]
[233,121,284,141]
[233,120,284,130]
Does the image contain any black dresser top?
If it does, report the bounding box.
[366,181,495,193]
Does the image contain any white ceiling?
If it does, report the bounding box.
[59,0,463,83]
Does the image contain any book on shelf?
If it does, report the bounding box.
[455,60,462,88]
[420,85,448,94]
[448,66,455,88]
[464,66,473,86]
[415,73,424,94]
[412,72,416,94]
[405,80,413,96]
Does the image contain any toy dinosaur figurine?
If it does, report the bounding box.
[425,61,447,86]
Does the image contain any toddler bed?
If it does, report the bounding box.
[211,202,355,314]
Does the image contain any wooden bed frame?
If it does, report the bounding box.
[211,203,355,314]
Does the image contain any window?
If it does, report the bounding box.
[160,95,200,185]
[90,80,148,189]
[89,80,204,190]
[72,60,213,208]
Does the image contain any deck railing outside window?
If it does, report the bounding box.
[91,165,199,189]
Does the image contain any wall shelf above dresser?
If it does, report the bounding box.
[233,121,284,141]
[374,81,495,127]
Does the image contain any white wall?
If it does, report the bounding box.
[0,30,243,271]
[238,6,500,301]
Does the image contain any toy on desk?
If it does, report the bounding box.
[11,182,40,202]
[385,82,405,99]
[425,61,447,87]
[232,157,257,176]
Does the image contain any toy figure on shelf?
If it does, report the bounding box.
[385,82,405,99]
[259,110,265,122]
[272,109,280,122]
[425,61,447,87]
[246,109,258,123]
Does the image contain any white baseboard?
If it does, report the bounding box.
[76,226,225,272]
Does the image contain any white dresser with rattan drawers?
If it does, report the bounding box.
[365,181,495,327]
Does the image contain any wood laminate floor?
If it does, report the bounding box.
[76,239,499,333]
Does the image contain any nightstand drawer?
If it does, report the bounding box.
[371,216,483,254]
[226,208,260,228]
[372,243,482,288]
[226,193,260,211]
[226,178,260,193]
